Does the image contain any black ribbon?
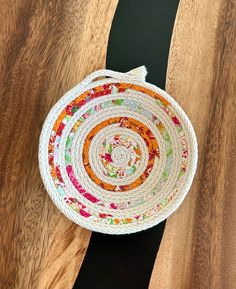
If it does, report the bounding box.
[73,0,179,288]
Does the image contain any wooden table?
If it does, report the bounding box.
[0,0,235,288]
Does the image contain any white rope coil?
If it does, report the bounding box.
[38,66,198,234]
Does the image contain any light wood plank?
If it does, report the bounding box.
[0,1,118,288]
[149,0,236,288]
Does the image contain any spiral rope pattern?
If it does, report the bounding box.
[39,66,198,234]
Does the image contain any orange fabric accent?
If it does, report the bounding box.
[83,117,159,192]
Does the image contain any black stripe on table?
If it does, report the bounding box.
[73,0,179,288]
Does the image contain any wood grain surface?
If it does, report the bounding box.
[1,0,236,289]
[0,1,118,289]
[149,0,236,288]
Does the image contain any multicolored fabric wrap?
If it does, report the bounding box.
[39,66,198,234]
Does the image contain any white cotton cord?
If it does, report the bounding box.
[38,66,198,235]
[78,65,147,88]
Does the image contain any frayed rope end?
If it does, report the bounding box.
[126,65,147,82]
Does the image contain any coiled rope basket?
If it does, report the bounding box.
[39,66,198,234]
